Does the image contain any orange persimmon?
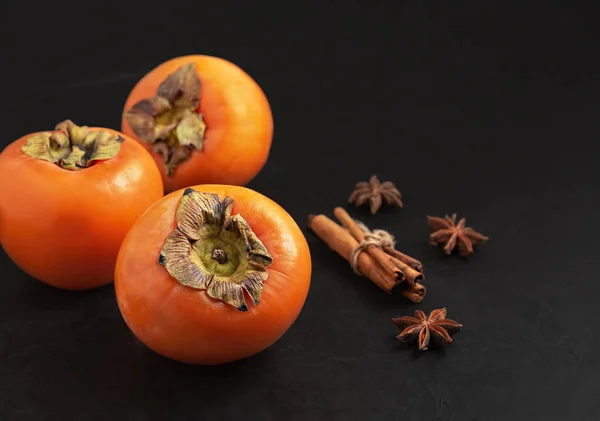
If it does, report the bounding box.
[0,120,164,290]
[114,185,311,365]
[121,55,273,193]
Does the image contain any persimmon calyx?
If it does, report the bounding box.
[159,188,273,311]
[123,63,206,176]
[21,120,123,171]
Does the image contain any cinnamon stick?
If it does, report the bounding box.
[384,248,423,272]
[308,213,426,302]
[308,214,397,294]
[333,207,424,285]
[389,257,423,285]
[333,207,399,280]
[400,283,427,304]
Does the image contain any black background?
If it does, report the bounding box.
[1,1,599,420]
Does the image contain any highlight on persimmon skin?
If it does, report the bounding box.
[121,55,274,193]
[114,184,311,365]
[0,120,164,290]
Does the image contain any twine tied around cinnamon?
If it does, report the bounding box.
[350,222,395,275]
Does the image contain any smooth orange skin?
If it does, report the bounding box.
[114,185,311,365]
[0,129,164,290]
[121,55,274,193]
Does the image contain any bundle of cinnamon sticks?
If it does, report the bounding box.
[308,207,426,303]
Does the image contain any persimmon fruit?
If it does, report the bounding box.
[121,55,274,193]
[114,185,311,365]
[0,120,164,290]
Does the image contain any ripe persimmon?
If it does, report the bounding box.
[121,55,273,193]
[114,185,311,365]
[0,120,164,290]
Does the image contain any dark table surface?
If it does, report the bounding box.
[2,1,600,420]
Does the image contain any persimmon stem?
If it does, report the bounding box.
[212,248,227,264]
[124,63,206,176]
[21,120,123,171]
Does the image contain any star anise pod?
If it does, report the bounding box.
[348,175,403,214]
[392,308,462,351]
[427,213,488,257]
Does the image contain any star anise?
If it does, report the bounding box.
[348,175,403,214]
[427,213,488,257]
[392,308,462,351]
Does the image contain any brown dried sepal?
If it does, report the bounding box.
[123,96,173,143]
[21,120,123,171]
[123,63,206,175]
[157,63,201,108]
[159,188,273,311]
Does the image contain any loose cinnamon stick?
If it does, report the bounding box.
[333,207,399,280]
[333,207,424,285]
[308,214,397,294]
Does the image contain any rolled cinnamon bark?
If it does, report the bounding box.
[384,248,423,273]
[401,283,426,303]
[390,257,423,285]
[333,207,400,279]
[333,207,424,285]
[308,214,397,294]
[308,213,426,302]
